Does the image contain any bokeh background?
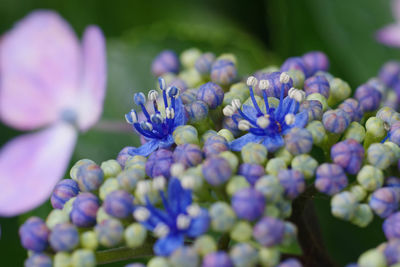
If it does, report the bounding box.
[0,0,398,265]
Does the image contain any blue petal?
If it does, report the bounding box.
[185,209,210,238]
[168,179,192,216]
[157,134,174,148]
[153,233,184,256]
[229,133,264,151]
[127,139,160,157]
[242,104,258,121]
[262,134,284,152]
[173,97,187,127]
[294,110,309,128]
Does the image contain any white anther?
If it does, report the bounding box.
[384,122,391,131]
[137,180,151,195]
[143,122,153,131]
[159,78,167,90]
[259,79,270,90]
[171,163,185,177]
[154,223,170,238]
[231,99,242,110]
[166,107,175,119]
[279,72,290,84]
[247,76,258,87]
[257,116,270,128]
[181,175,196,189]
[285,113,295,125]
[187,204,201,217]
[152,176,166,191]
[288,87,296,98]
[223,105,236,117]
[125,110,138,124]
[133,207,150,222]
[238,120,251,131]
[148,90,159,101]
[177,214,191,230]
[293,90,306,103]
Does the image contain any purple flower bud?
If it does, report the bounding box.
[231,188,265,221]
[70,192,100,227]
[386,177,400,188]
[222,116,240,136]
[202,156,232,186]
[24,253,52,267]
[277,258,303,267]
[173,144,204,168]
[197,82,224,109]
[151,50,179,76]
[51,179,80,209]
[315,163,348,195]
[95,219,124,247]
[338,98,363,122]
[280,57,308,77]
[355,84,382,112]
[253,216,285,246]
[389,121,400,146]
[331,139,364,174]
[238,163,265,185]
[195,52,216,75]
[117,146,133,168]
[210,59,237,86]
[262,71,293,98]
[203,135,229,157]
[185,100,209,122]
[384,212,400,240]
[180,89,198,104]
[299,100,323,121]
[19,217,50,252]
[277,169,306,199]
[76,162,104,192]
[145,149,174,178]
[322,109,350,134]
[378,61,400,88]
[302,51,330,77]
[202,251,233,267]
[104,190,134,219]
[369,187,400,218]
[284,128,313,155]
[168,77,188,91]
[304,75,330,98]
[384,239,400,265]
[125,264,146,267]
[49,223,79,251]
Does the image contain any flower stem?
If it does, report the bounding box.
[96,243,154,265]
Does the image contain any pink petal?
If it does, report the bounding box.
[376,23,400,47]
[76,26,107,131]
[0,123,77,216]
[0,10,81,130]
[393,0,400,21]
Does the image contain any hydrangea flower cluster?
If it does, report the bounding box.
[19,48,400,267]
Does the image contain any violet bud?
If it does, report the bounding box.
[210,59,237,86]
[383,212,400,240]
[302,51,330,76]
[197,82,224,109]
[145,149,174,178]
[369,187,400,218]
[173,144,203,168]
[104,190,134,219]
[49,223,79,252]
[331,139,364,174]
[76,162,104,192]
[304,75,330,98]
[202,251,233,267]
[19,217,50,252]
[322,109,350,134]
[51,179,80,209]
[203,135,229,157]
[238,163,265,185]
[202,156,232,186]
[231,188,265,221]
[315,163,348,195]
[355,84,382,112]
[277,169,306,199]
[151,50,179,76]
[70,192,100,227]
[338,98,363,122]
[253,216,285,247]
[280,57,308,77]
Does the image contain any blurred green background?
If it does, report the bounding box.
[0,0,398,266]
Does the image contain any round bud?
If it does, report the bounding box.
[338,98,363,122]
[71,249,96,267]
[231,188,265,221]
[70,192,100,227]
[384,239,400,265]
[306,121,326,144]
[202,156,232,186]
[209,202,236,232]
[195,52,216,75]
[331,191,357,220]
[253,216,285,247]
[378,61,400,88]
[241,142,268,165]
[331,139,364,174]
[369,187,400,218]
[151,50,179,76]
[49,223,79,252]
[322,109,350,134]
[265,158,287,176]
[280,57,308,76]
[277,169,306,199]
[229,243,258,267]
[173,144,203,168]
[80,231,98,250]
[124,223,147,248]
[104,190,134,219]
[299,100,323,121]
[145,149,174,179]
[203,135,229,157]
[197,82,224,109]
[70,159,95,180]
[19,217,50,252]
[25,253,52,267]
[357,249,386,267]
[76,162,104,192]
[284,128,313,155]
[202,251,233,267]
[100,159,122,179]
[95,219,124,247]
[211,59,237,86]
[302,51,330,76]
[315,164,348,195]
[51,179,80,209]
[185,100,209,122]
[170,246,199,267]
[291,154,318,179]
[238,163,265,185]
[355,84,382,112]
[350,204,373,228]
[304,75,330,98]
[357,165,384,191]
[367,143,395,170]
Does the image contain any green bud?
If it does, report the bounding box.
[277,199,292,218]
[170,247,199,267]
[46,209,69,230]
[282,222,298,246]
[148,257,171,267]
[179,68,203,88]
[291,154,318,179]
[226,175,250,196]
[219,151,239,171]
[180,48,202,69]
[264,204,280,218]
[255,175,283,203]
[99,178,120,200]
[327,78,351,106]
[62,197,76,215]
[367,143,395,169]
[218,129,234,142]
[71,249,96,267]
[124,223,147,248]
[287,69,305,88]
[125,155,147,172]
[384,141,400,160]
[350,185,367,202]
[265,158,287,176]
[343,121,366,143]
[54,252,72,267]
[80,231,98,250]
[230,243,258,267]
[96,207,113,224]
[307,93,329,111]
[358,249,386,267]
[117,169,142,192]
[242,142,268,165]
[193,235,217,256]
[230,221,253,242]
[173,125,199,145]
[70,159,95,181]
[218,53,237,65]
[351,204,373,228]
[209,202,236,232]
[259,248,280,267]
[364,117,386,148]
[331,191,357,221]
[306,121,326,145]
[100,159,122,178]
[275,148,293,165]
[357,165,384,191]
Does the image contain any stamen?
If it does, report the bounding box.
[176,214,191,230]
[231,99,241,110]
[170,163,185,177]
[153,176,166,191]
[181,175,196,189]
[158,77,166,91]
[186,204,201,217]
[141,121,153,131]
[257,116,270,128]
[167,86,179,97]
[238,120,251,131]
[148,90,159,101]
[279,72,290,84]
[137,180,152,195]
[166,107,175,119]
[154,223,170,237]
[223,105,236,117]
[246,76,263,116]
[285,113,295,125]
[133,123,158,139]
[133,207,150,221]
[134,92,146,106]
[125,109,138,124]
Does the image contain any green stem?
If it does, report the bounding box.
[96,244,154,265]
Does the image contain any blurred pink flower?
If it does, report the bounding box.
[376,0,400,47]
[0,10,107,216]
